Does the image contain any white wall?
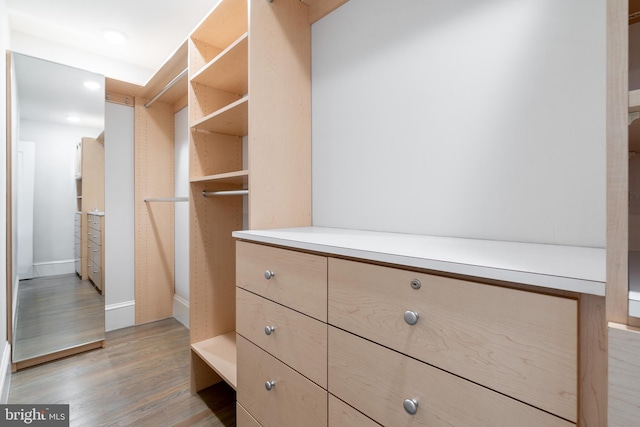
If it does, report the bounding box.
[0,0,12,403]
[173,106,189,328]
[104,102,135,331]
[312,0,606,248]
[19,120,101,276]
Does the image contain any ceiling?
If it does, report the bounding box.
[13,53,105,130]
[8,0,219,130]
[6,0,218,74]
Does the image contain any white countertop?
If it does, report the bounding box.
[232,227,605,296]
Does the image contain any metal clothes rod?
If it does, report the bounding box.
[144,68,188,109]
[202,190,248,197]
[144,197,189,203]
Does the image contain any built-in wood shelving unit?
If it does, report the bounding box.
[191,96,248,135]
[191,332,237,390]
[189,0,316,395]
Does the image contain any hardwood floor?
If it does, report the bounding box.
[9,318,236,427]
[13,274,105,365]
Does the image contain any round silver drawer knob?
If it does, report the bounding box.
[265,380,276,391]
[265,326,276,335]
[403,398,418,415]
[264,270,275,280]
[404,310,419,325]
[410,279,421,290]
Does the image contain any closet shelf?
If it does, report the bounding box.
[191,332,237,390]
[191,96,248,136]
[190,170,248,186]
[189,0,247,57]
[191,33,248,95]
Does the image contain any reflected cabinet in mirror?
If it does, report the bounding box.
[8,53,106,369]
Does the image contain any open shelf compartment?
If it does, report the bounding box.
[191,332,237,390]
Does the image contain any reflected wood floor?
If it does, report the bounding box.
[9,318,236,427]
[14,274,105,363]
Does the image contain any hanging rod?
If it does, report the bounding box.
[144,197,189,202]
[144,68,188,109]
[202,190,248,197]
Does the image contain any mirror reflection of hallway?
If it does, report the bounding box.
[9,53,106,368]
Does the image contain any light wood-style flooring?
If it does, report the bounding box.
[13,274,105,364]
[9,318,236,426]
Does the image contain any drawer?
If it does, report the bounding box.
[87,241,101,267]
[74,239,81,258]
[237,288,327,388]
[88,215,102,231]
[328,327,574,427]
[75,259,81,275]
[88,228,101,246]
[328,258,578,422]
[236,241,328,322]
[88,264,102,290]
[237,402,262,427]
[329,395,380,427]
[74,225,82,239]
[237,335,327,427]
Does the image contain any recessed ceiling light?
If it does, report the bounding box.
[102,28,128,44]
[67,115,80,123]
[84,81,101,90]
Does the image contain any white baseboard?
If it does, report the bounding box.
[105,300,135,332]
[173,294,189,329]
[32,260,75,278]
[0,341,11,403]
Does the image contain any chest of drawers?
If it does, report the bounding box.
[236,241,328,427]
[233,230,603,427]
[87,213,104,293]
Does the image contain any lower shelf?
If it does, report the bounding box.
[192,332,237,390]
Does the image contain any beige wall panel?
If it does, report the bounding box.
[190,131,242,179]
[606,0,629,323]
[189,182,242,343]
[190,82,240,123]
[609,323,640,426]
[248,0,311,229]
[190,38,223,75]
[134,99,175,324]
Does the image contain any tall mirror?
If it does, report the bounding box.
[10,52,105,368]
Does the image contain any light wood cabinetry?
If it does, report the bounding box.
[188,0,317,394]
[87,213,104,294]
[75,136,104,281]
[237,335,327,427]
[328,326,572,427]
[329,258,578,421]
[233,233,606,426]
